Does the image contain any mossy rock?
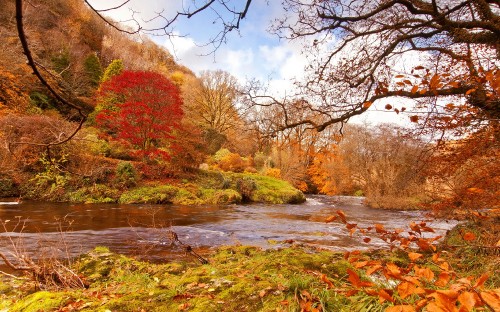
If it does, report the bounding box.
[68,184,120,203]
[119,185,179,204]
[210,189,242,204]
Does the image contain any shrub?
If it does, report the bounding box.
[354,190,364,197]
[213,148,231,162]
[235,177,257,201]
[264,168,281,179]
[219,153,247,173]
[172,188,203,205]
[253,152,269,170]
[0,176,18,197]
[114,161,138,188]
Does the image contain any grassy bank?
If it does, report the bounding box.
[19,170,305,205]
[1,220,499,312]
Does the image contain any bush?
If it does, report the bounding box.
[219,153,247,172]
[0,177,18,197]
[235,177,257,201]
[264,168,281,179]
[213,148,231,162]
[353,190,364,197]
[114,161,139,188]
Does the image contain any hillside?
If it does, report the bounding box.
[0,0,305,204]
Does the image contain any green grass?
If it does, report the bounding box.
[3,226,499,312]
[118,170,305,205]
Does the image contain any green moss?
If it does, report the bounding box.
[68,184,119,203]
[9,291,69,312]
[210,189,242,204]
[119,185,179,204]
[172,188,204,205]
[3,242,499,311]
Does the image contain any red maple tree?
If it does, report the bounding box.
[95,70,183,159]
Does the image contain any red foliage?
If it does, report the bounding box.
[96,71,183,159]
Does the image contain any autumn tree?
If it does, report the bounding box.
[244,0,499,132]
[95,70,183,159]
[424,122,500,213]
[307,146,353,195]
[185,70,242,134]
[337,124,428,209]
[100,59,124,84]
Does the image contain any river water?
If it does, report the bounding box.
[0,196,458,265]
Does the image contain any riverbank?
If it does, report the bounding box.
[1,170,305,205]
[1,221,498,312]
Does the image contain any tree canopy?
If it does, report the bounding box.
[80,0,499,133]
[96,70,183,159]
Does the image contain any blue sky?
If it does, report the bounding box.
[87,0,412,126]
[87,1,306,87]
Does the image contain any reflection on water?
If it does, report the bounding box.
[0,196,458,264]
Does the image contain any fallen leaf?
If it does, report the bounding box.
[480,290,500,312]
[457,291,477,312]
[375,223,385,233]
[398,282,417,300]
[473,273,489,289]
[385,305,416,312]
[347,269,373,288]
[463,232,476,241]
[378,289,395,303]
[325,215,337,223]
[414,266,435,282]
[408,252,423,262]
[336,210,347,223]
[435,272,452,287]
[320,274,334,289]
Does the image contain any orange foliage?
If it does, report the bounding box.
[218,152,250,173]
[307,148,352,195]
[425,123,499,213]
[320,210,500,312]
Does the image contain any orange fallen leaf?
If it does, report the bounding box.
[385,305,416,312]
[457,291,477,312]
[473,273,489,289]
[480,290,500,312]
[347,269,373,288]
[375,223,385,233]
[435,272,452,287]
[378,289,395,303]
[408,252,423,262]
[336,210,347,223]
[463,232,476,241]
[414,266,435,282]
[398,282,417,300]
[320,274,334,289]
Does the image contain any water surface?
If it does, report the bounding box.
[0,196,458,264]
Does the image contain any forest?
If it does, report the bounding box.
[0,0,499,311]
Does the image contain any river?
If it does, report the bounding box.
[0,195,458,265]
